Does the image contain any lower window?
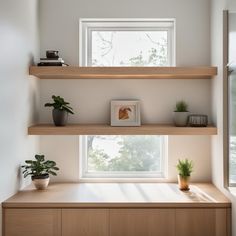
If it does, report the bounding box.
[79,135,167,179]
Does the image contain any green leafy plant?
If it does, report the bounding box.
[176,159,193,178]
[45,95,74,114]
[175,100,188,112]
[22,155,59,178]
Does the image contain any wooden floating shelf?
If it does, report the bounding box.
[29,66,217,79]
[28,124,217,135]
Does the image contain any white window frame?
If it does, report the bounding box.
[79,135,168,182]
[79,18,176,66]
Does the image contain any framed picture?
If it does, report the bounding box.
[110,100,141,126]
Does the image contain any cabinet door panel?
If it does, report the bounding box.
[4,209,61,236]
[110,209,175,236]
[176,208,228,236]
[62,209,109,236]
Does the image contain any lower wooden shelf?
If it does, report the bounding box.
[28,124,217,135]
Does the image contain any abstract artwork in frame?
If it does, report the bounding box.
[110,100,141,126]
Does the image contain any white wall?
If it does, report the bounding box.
[40,135,211,182]
[0,0,234,234]
[38,0,212,182]
[211,0,236,235]
[0,1,39,235]
[39,0,211,67]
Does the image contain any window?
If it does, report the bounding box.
[79,135,167,179]
[228,12,236,186]
[80,19,175,66]
[79,19,171,180]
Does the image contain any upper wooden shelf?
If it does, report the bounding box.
[29,66,217,79]
[28,124,217,135]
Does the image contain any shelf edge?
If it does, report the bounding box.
[28,124,217,135]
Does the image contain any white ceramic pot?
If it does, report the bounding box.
[173,112,189,127]
[32,174,50,190]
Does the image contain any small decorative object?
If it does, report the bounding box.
[46,50,59,59]
[22,155,59,190]
[188,114,208,127]
[45,95,74,126]
[111,100,141,126]
[176,159,193,191]
[173,100,189,127]
[38,50,68,66]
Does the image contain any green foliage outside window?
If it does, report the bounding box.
[87,136,162,172]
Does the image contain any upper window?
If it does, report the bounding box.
[80,19,175,66]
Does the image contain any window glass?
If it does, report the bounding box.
[80,135,167,179]
[91,31,168,66]
[228,12,236,185]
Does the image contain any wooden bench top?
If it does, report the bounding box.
[2,183,231,208]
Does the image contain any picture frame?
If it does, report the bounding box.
[110,100,141,126]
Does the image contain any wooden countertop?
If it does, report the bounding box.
[2,183,231,208]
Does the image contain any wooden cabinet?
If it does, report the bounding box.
[4,209,61,236]
[2,183,231,236]
[110,209,175,236]
[3,208,230,236]
[175,208,229,236]
[110,208,230,236]
[62,209,109,236]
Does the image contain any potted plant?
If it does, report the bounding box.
[173,100,189,127]
[176,159,193,191]
[22,154,59,190]
[45,95,74,126]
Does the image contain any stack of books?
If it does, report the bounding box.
[38,58,67,66]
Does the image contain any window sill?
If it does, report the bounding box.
[228,187,236,196]
[78,177,167,183]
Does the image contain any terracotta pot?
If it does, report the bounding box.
[32,174,50,190]
[178,174,190,191]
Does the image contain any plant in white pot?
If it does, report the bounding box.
[22,154,59,190]
[176,159,193,191]
[45,95,74,126]
[173,100,189,127]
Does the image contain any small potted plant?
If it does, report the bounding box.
[22,154,59,190]
[45,95,74,126]
[176,159,193,191]
[173,100,189,127]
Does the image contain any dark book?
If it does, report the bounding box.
[38,62,63,66]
